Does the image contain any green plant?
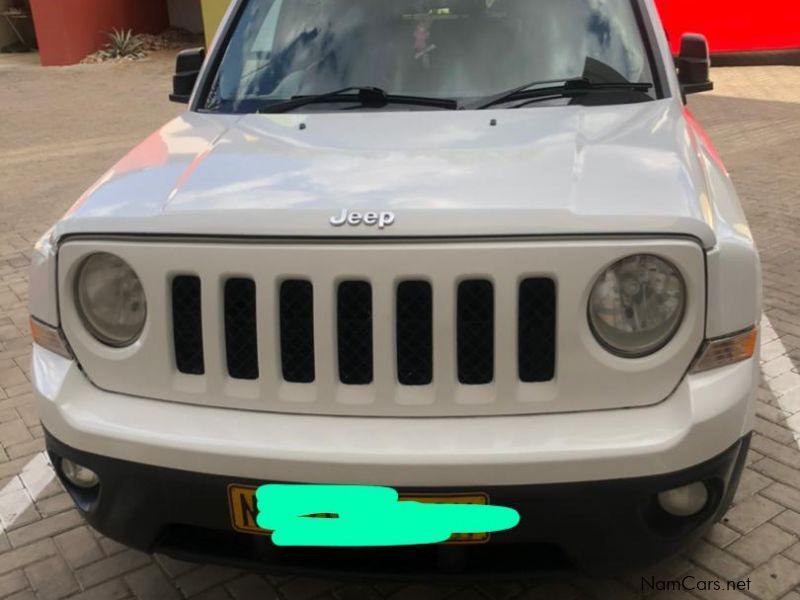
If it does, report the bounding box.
[102,28,143,59]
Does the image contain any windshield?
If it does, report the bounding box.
[204,0,657,112]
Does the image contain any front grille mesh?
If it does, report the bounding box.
[280,280,315,383]
[457,280,495,385]
[337,281,374,385]
[518,278,557,382]
[172,276,204,375]
[224,278,259,380]
[171,276,556,387]
[396,281,433,386]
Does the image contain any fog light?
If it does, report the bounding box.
[61,458,99,489]
[657,482,709,517]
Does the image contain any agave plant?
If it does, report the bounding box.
[102,28,143,59]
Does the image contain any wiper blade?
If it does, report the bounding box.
[468,77,653,110]
[258,86,458,113]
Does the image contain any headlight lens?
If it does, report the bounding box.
[75,253,147,346]
[589,255,685,357]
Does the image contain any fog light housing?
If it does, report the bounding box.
[657,482,709,517]
[61,458,99,489]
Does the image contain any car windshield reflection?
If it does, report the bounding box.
[206,0,656,113]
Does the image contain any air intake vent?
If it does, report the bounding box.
[172,276,204,375]
[396,281,433,386]
[337,281,373,385]
[518,278,557,382]
[224,278,259,380]
[280,280,315,383]
[457,280,494,385]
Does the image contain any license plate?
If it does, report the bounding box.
[228,485,491,544]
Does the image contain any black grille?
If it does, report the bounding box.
[337,281,373,385]
[518,278,557,382]
[280,280,315,383]
[457,280,494,385]
[224,278,259,380]
[172,276,204,375]
[396,281,433,386]
[169,274,556,388]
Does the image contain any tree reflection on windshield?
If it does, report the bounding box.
[207,0,654,113]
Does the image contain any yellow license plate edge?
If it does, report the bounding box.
[228,484,272,536]
[227,485,492,543]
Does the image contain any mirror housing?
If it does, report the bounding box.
[678,33,713,95]
[170,47,206,104]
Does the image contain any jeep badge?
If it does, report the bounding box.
[330,209,395,229]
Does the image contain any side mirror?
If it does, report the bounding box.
[170,47,206,104]
[677,33,713,95]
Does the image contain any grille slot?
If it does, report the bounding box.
[396,281,433,386]
[337,281,373,385]
[172,276,204,375]
[280,280,315,383]
[518,278,557,382]
[457,280,494,385]
[224,278,259,380]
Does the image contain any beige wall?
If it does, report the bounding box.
[201,0,231,46]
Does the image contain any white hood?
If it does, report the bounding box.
[57,98,717,246]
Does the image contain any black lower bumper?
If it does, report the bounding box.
[46,431,750,579]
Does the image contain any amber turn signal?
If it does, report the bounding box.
[691,327,758,374]
[30,317,73,359]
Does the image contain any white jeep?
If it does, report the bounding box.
[30,0,761,576]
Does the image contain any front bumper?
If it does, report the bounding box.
[34,346,757,487]
[47,431,750,577]
[34,342,758,575]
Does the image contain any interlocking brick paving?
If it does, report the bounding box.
[0,51,798,599]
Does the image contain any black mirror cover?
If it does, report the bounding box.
[678,33,713,95]
[170,47,206,104]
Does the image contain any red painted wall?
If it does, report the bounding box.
[29,0,169,66]
[655,0,800,54]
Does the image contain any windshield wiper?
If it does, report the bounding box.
[258,86,458,113]
[468,77,653,110]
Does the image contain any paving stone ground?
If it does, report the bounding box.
[1,51,799,600]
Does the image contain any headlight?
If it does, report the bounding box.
[588,255,685,357]
[75,253,147,347]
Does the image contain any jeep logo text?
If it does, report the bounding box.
[330,209,395,230]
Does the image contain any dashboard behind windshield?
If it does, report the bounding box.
[203,0,659,112]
